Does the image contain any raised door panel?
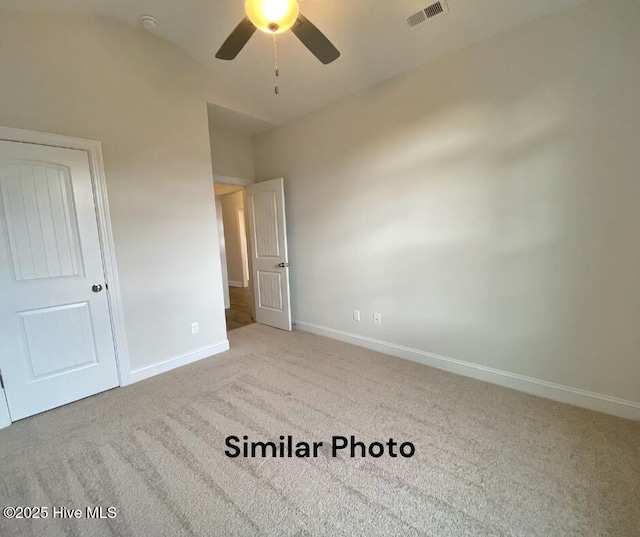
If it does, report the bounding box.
[251,190,280,259]
[257,270,283,312]
[0,161,83,282]
[18,302,98,379]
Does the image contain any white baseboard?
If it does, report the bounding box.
[129,340,230,384]
[294,321,640,421]
[228,281,244,288]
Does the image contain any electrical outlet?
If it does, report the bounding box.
[353,309,361,321]
[191,322,199,334]
[373,313,382,326]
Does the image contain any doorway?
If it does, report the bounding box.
[215,183,255,332]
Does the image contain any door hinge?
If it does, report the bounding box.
[0,370,4,390]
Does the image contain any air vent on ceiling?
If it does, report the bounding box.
[406,1,449,28]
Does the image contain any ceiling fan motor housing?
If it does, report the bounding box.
[215,0,340,66]
[245,0,300,34]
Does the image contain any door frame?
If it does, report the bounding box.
[0,126,131,427]
[215,196,231,309]
[236,207,250,287]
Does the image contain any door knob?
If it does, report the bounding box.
[92,284,103,293]
[277,262,290,268]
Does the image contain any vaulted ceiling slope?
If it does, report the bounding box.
[1,0,585,125]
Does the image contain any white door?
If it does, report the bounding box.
[216,197,231,309]
[247,178,292,331]
[0,140,120,421]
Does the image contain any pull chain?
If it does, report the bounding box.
[273,34,280,95]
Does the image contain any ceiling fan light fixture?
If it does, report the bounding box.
[245,0,299,34]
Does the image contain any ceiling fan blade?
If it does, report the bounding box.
[291,14,340,65]
[215,17,256,60]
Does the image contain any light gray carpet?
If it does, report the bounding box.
[1,324,638,537]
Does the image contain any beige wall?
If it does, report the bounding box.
[219,191,246,286]
[208,121,255,180]
[0,12,248,370]
[253,0,640,404]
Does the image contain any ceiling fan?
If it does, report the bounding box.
[215,0,340,65]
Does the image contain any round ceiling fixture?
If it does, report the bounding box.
[140,15,158,30]
[244,0,299,34]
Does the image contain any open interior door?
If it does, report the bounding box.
[246,178,292,331]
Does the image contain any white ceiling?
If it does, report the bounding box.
[1,0,585,126]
